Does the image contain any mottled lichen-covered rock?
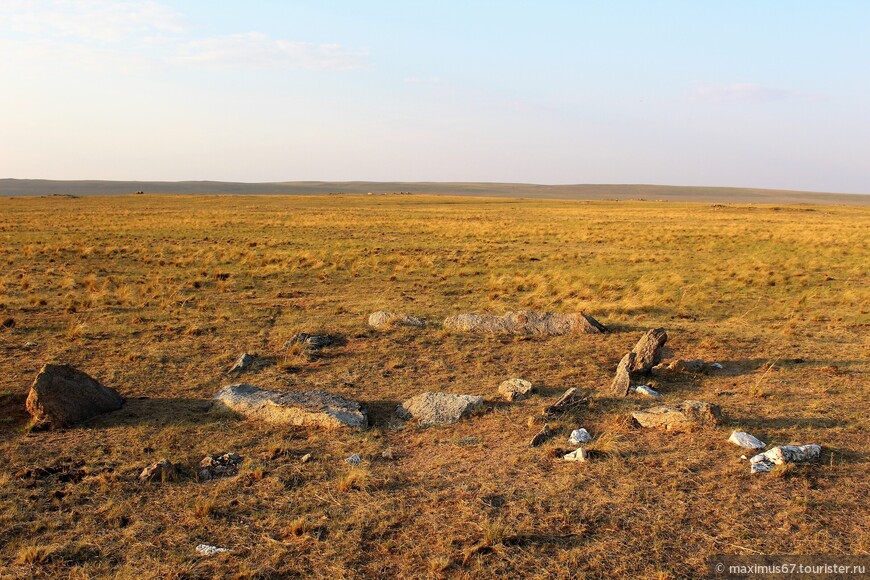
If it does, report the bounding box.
[396,392,483,426]
[139,459,178,483]
[631,400,722,432]
[443,311,606,335]
[630,328,668,373]
[498,378,535,402]
[611,352,636,397]
[750,444,821,474]
[212,384,367,429]
[368,311,424,329]
[26,364,124,428]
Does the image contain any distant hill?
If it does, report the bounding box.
[1,179,867,205]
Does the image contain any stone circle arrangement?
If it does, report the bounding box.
[21,309,822,485]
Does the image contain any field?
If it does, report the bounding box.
[0,194,868,578]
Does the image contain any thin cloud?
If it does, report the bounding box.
[403,76,441,85]
[174,32,368,70]
[0,0,185,43]
[691,82,822,103]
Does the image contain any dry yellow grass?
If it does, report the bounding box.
[0,193,868,578]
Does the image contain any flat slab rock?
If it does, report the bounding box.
[631,400,722,432]
[396,392,483,426]
[729,430,766,450]
[443,311,606,335]
[212,384,367,429]
[368,311,424,329]
[26,364,124,428]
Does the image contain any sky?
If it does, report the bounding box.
[1,1,868,193]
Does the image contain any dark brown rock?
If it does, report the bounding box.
[530,423,554,447]
[25,364,124,428]
[611,352,636,396]
[631,328,668,373]
[543,387,589,415]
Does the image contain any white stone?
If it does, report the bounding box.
[710,362,724,369]
[196,544,229,556]
[749,444,821,474]
[728,431,766,450]
[568,428,591,444]
[563,448,589,462]
[345,453,362,465]
[634,385,662,398]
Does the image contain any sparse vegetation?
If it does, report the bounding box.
[0,194,868,577]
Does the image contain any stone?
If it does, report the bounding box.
[667,359,706,373]
[26,364,125,428]
[139,459,177,483]
[710,362,724,370]
[228,353,254,373]
[286,333,335,350]
[749,444,821,474]
[498,378,535,402]
[728,431,766,450]
[633,385,662,398]
[212,384,367,429]
[631,400,723,432]
[443,311,606,335]
[196,544,229,556]
[396,392,483,426]
[563,448,589,462]
[631,328,668,373]
[368,311,424,329]
[300,453,312,463]
[544,387,589,415]
[345,453,362,465]
[199,452,243,481]
[611,352,636,396]
[568,428,591,444]
[530,423,554,447]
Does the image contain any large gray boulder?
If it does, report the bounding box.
[631,400,722,432]
[212,384,367,429]
[443,311,606,335]
[631,328,668,373]
[396,392,483,426]
[26,364,124,428]
[368,311,424,329]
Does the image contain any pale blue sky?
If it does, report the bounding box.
[1,1,868,193]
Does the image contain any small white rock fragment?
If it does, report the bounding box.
[728,431,766,450]
[196,544,229,556]
[345,453,362,466]
[568,428,592,444]
[710,362,724,369]
[300,453,312,463]
[563,448,589,462]
[633,385,662,398]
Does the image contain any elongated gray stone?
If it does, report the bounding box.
[368,311,424,329]
[728,431,766,450]
[443,311,606,335]
[631,400,722,432]
[611,352,636,397]
[631,328,668,373]
[212,384,367,429]
[749,444,821,474]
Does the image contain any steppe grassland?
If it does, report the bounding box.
[0,194,867,578]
